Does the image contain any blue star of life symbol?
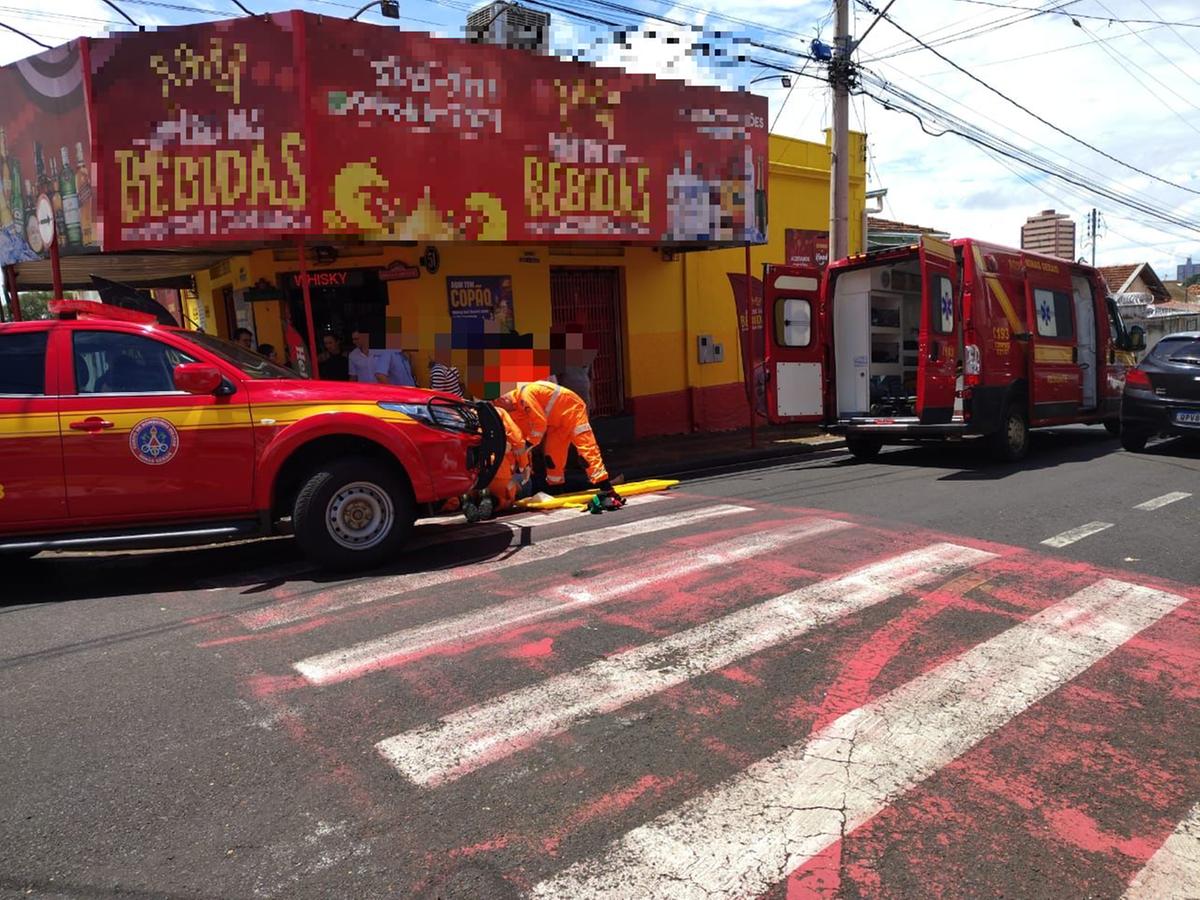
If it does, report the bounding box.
[1039,301,1053,326]
[941,296,953,320]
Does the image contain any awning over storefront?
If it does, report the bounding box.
[0,12,769,271]
[10,252,231,290]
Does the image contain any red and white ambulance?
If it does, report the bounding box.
[763,236,1141,461]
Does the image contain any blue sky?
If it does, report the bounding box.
[3,0,1199,279]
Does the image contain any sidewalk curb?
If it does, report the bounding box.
[616,437,848,482]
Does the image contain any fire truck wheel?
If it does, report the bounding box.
[845,437,883,461]
[1103,419,1121,437]
[292,457,414,571]
[991,404,1030,462]
[1120,428,1149,453]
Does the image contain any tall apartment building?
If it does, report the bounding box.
[1020,209,1076,260]
[1178,256,1200,281]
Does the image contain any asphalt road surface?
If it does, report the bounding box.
[2,427,1198,899]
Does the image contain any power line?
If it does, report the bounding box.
[914,17,1170,73]
[0,20,53,48]
[1138,0,1200,54]
[98,0,140,28]
[1069,15,1200,136]
[856,73,1200,235]
[1090,0,1200,92]
[865,0,1081,62]
[855,0,1200,197]
[949,0,1200,28]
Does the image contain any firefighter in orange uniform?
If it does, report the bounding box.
[487,406,533,512]
[495,380,624,509]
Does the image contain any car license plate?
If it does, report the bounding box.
[1175,410,1200,426]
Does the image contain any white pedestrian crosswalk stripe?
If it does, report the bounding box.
[528,578,1191,900]
[218,501,1197,897]
[241,502,747,632]
[1041,521,1114,548]
[375,542,991,787]
[1124,802,1200,899]
[295,515,852,687]
[1133,491,1192,512]
[408,494,667,546]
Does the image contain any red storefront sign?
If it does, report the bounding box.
[0,41,98,264]
[785,228,829,268]
[306,19,768,245]
[88,14,307,250]
[7,11,767,259]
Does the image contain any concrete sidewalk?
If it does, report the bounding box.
[600,423,845,482]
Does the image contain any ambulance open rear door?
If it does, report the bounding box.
[763,264,826,423]
[916,236,961,425]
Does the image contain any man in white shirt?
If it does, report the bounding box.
[349,326,416,387]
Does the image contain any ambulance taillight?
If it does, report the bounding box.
[964,343,982,386]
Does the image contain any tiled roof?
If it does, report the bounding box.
[867,217,947,236]
[1098,262,1171,302]
[1097,264,1139,294]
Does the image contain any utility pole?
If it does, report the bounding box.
[830,0,851,261]
[1087,208,1099,266]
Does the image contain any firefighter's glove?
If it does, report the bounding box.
[598,490,626,511]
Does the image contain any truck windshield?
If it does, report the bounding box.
[173,331,299,380]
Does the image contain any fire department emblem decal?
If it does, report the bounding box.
[129,418,179,466]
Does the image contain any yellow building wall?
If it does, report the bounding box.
[191,129,865,435]
[684,131,866,397]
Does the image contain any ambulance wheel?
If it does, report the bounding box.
[991,405,1030,462]
[293,457,414,571]
[1120,428,1149,453]
[845,437,883,461]
[1103,419,1121,437]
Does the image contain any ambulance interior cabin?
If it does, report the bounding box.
[831,256,941,419]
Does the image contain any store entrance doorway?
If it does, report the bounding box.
[283,267,389,352]
[549,267,625,417]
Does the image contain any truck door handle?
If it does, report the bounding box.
[929,342,941,362]
[69,417,115,432]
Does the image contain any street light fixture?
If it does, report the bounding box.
[349,0,400,21]
[749,74,792,88]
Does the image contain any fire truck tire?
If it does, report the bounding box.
[1120,428,1149,453]
[991,404,1030,462]
[1103,419,1121,436]
[292,457,414,571]
[845,437,883,461]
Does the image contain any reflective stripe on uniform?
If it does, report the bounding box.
[546,474,566,484]
[573,423,592,435]
[543,384,563,418]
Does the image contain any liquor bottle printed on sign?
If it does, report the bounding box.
[10,151,23,228]
[49,156,67,249]
[24,178,41,254]
[0,129,12,229]
[60,147,82,246]
[75,142,93,246]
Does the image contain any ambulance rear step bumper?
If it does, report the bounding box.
[831,417,973,437]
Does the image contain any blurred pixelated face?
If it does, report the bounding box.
[236,332,253,350]
[351,332,370,353]
[322,334,341,355]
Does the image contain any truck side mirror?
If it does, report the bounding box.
[1129,327,1146,352]
[174,363,224,395]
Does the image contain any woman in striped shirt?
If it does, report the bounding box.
[428,355,466,398]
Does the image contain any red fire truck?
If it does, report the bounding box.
[763,236,1142,461]
[0,302,504,569]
